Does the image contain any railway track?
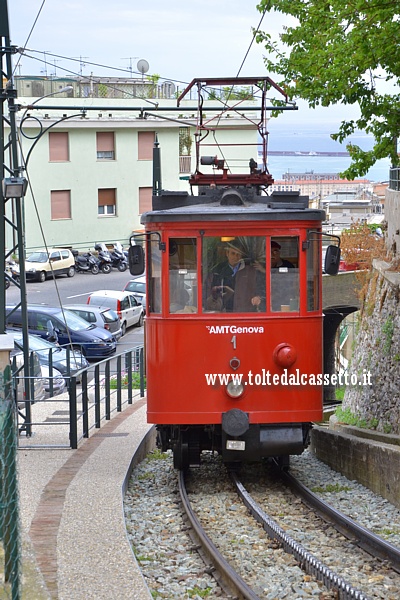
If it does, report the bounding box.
[125,451,400,599]
[180,467,373,599]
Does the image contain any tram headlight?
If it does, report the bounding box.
[226,380,244,399]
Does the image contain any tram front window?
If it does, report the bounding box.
[169,238,198,314]
[203,236,266,313]
[270,237,299,312]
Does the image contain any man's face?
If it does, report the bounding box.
[271,247,281,267]
[226,248,242,266]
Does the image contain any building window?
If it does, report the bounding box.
[51,190,71,219]
[138,131,155,160]
[96,132,115,160]
[98,188,116,216]
[49,132,69,162]
[139,187,152,213]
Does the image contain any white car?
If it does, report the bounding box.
[25,248,75,283]
[123,276,146,310]
[87,290,144,336]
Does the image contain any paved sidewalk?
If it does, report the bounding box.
[17,396,154,599]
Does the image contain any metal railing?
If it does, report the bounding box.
[15,346,145,450]
[389,167,400,191]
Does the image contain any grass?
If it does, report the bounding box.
[109,371,145,389]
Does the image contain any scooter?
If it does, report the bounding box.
[109,242,128,272]
[5,260,20,287]
[94,243,112,274]
[73,250,100,274]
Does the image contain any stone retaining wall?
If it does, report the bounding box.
[311,425,400,509]
[342,260,400,434]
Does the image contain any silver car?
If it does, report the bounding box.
[10,348,45,403]
[41,365,66,397]
[64,304,123,340]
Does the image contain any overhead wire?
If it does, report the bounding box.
[209,6,269,173]
[12,0,47,77]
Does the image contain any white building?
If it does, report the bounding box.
[5,93,259,253]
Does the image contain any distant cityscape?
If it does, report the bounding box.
[268,150,350,157]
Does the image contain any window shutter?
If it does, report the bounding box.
[138,131,155,160]
[51,190,71,219]
[139,187,152,213]
[49,132,69,162]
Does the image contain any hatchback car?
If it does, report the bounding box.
[6,305,117,360]
[65,304,123,340]
[123,276,146,310]
[25,248,75,282]
[87,290,144,336]
[10,331,89,380]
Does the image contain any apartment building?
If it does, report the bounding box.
[5,86,258,252]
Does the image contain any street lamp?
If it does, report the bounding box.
[2,176,27,198]
[22,85,73,112]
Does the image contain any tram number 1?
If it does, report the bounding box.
[231,335,237,349]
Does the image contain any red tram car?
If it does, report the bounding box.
[130,78,340,469]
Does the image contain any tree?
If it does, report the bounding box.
[256,0,400,178]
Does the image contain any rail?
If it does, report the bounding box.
[15,345,145,449]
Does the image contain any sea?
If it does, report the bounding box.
[264,126,391,183]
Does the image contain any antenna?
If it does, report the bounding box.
[122,57,139,77]
[137,59,149,80]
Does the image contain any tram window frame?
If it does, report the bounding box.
[202,235,267,314]
[168,237,198,315]
[148,234,162,314]
[306,229,321,312]
[270,236,300,314]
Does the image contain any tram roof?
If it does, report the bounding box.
[141,202,326,224]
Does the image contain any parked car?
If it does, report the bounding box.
[10,347,46,403]
[40,365,66,397]
[64,304,123,340]
[87,290,144,336]
[25,248,75,282]
[10,331,89,381]
[5,305,117,361]
[123,276,146,310]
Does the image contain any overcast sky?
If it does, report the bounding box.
[7,0,360,131]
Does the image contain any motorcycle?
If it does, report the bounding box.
[5,260,20,287]
[73,250,100,274]
[94,243,112,274]
[109,242,128,272]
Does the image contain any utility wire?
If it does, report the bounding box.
[13,0,47,77]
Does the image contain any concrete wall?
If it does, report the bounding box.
[311,425,400,509]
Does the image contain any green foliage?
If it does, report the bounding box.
[213,86,255,101]
[382,316,394,354]
[256,0,400,177]
[146,449,169,461]
[109,371,145,389]
[187,587,213,598]
[335,386,345,401]
[335,406,378,430]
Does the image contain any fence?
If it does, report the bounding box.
[0,365,20,599]
[17,345,145,449]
